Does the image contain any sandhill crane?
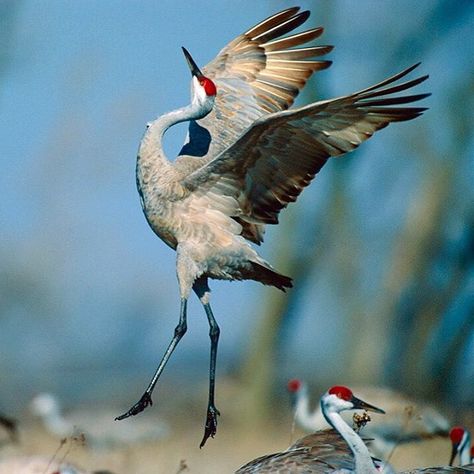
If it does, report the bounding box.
[116,7,430,447]
[450,427,472,466]
[30,393,168,449]
[399,428,474,474]
[287,379,449,456]
[235,385,387,473]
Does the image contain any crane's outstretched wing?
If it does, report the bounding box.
[179,7,332,160]
[182,64,429,244]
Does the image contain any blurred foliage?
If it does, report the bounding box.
[239,0,474,426]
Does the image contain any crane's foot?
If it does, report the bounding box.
[115,392,153,421]
[199,404,220,448]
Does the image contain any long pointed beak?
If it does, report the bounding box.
[449,443,458,466]
[182,47,203,77]
[351,396,385,414]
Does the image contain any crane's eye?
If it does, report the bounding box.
[199,77,217,96]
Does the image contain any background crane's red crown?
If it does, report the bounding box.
[328,385,353,401]
[287,379,302,392]
[449,426,465,444]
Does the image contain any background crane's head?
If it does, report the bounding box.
[321,386,386,416]
[182,46,216,114]
[449,426,470,465]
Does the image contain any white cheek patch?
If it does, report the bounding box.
[191,76,206,103]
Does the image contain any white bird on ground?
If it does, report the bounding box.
[235,385,388,473]
[30,393,168,449]
[288,378,449,456]
[450,426,472,466]
[0,456,113,474]
[117,5,430,447]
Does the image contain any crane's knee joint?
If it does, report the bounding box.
[174,322,187,338]
[209,324,220,341]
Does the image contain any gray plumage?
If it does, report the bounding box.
[235,431,356,473]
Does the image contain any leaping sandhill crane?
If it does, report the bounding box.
[235,385,388,473]
[287,378,450,456]
[450,426,472,466]
[116,7,430,447]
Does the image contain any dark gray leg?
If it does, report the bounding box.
[194,278,220,448]
[116,298,188,420]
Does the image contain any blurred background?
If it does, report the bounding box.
[0,0,473,472]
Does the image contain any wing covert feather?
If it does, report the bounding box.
[180,8,332,162]
[183,65,429,231]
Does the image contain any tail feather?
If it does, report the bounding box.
[250,262,293,291]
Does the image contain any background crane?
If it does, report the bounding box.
[287,378,449,456]
[235,385,387,473]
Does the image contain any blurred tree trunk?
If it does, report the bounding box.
[237,210,300,426]
[237,1,340,426]
[350,77,474,391]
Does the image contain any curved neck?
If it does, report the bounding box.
[294,387,326,431]
[322,403,378,474]
[139,101,211,165]
[459,432,472,465]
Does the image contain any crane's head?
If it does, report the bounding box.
[287,378,303,393]
[287,378,306,408]
[182,47,216,113]
[449,426,470,465]
[29,392,60,417]
[321,385,385,416]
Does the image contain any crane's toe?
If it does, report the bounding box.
[199,404,220,448]
[115,392,153,421]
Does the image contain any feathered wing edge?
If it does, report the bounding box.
[180,8,333,161]
[182,64,430,244]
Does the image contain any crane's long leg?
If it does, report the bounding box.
[115,298,188,421]
[194,278,220,448]
[200,302,220,447]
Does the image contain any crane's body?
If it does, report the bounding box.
[235,386,387,473]
[117,7,430,446]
